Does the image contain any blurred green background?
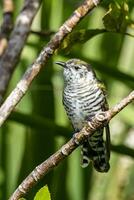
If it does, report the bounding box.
[0,0,134,199]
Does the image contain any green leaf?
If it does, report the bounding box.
[34,185,51,200]
[59,29,106,53]
[19,198,26,200]
[103,1,134,32]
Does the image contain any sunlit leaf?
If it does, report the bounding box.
[103,1,134,32]
[59,29,106,53]
[19,198,26,200]
[34,185,51,200]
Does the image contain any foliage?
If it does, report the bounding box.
[18,186,51,200]
[103,1,134,32]
[34,186,51,200]
[59,29,107,52]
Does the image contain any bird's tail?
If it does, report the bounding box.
[81,128,110,172]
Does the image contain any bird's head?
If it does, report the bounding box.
[55,58,96,83]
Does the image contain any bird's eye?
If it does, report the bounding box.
[74,66,79,70]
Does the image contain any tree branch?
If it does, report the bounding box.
[0,0,14,56]
[8,111,134,158]
[9,91,134,200]
[0,0,42,103]
[30,29,55,37]
[0,0,101,127]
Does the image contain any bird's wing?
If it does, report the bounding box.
[97,80,111,161]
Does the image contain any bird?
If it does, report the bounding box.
[55,58,110,173]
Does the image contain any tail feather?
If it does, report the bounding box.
[81,141,92,168]
[81,128,110,172]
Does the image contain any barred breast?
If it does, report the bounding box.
[63,80,105,131]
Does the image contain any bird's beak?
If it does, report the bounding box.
[55,61,67,68]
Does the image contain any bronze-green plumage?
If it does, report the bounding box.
[56,58,110,172]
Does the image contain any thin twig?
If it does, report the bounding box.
[9,90,134,200]
[0,0,42,103]
[30,29,55,37]
[0,0,101,126]
[0,0,14,56]
[30,28,134,39]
